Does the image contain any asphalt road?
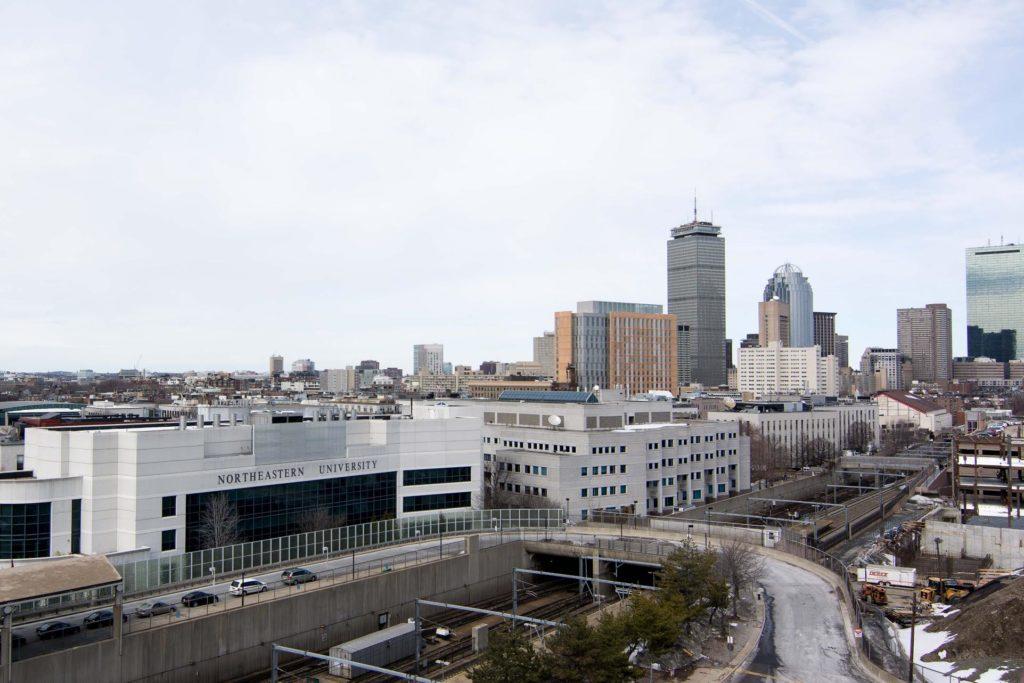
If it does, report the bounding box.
[7,536,466,661]
[736,559,868,682]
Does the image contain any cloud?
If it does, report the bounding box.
[0,1,1022,371]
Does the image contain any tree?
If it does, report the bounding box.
[196,494,241,549]
[469,628,549,683]
[880,421,928,456]
[295,507,346,534]
[715,540,765,617]
[540,617,637,683]
[614,590,684,659]
[800,436,835,468]
[845,420,873,453]
[744,425,787,485]
[655,541,729,632]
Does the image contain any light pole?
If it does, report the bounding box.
[438,513,444,560]
[907,587,918,682]
[564,498,570,523]
[209,565,216,589]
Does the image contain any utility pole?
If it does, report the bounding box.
[907,588,918,682]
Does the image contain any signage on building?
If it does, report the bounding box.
[216,459,380,486]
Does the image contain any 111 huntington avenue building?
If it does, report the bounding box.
[966,243,1024,361]
[0,413,480,560]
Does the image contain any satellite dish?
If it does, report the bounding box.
[547,415,562,427]
[592,385,600,392]
[723,397,737,409]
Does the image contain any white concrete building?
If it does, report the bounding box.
[737,342,839,397]
[320,367,356,395]
[0,416,480,561]
[415,391,751,518]
[413,344,445,375]
[874,391,953,434]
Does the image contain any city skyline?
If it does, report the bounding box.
[1,2,1022,371]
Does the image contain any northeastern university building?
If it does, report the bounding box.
[0,414,480,561]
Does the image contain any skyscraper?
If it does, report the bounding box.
[966,244,1024,361]
[758,299,791,347]
[554,301,677,395]
[532,331,556,378]
[763,264,814,347]
[667,215,726,387]
[269,354,283,376]
[835,334,849,369]
[859,347,908,394]
[413,344,445,374]
[813,312,837,357]
[897,304,952,382]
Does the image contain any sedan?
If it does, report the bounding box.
[135,601,177,618]
[181,591,219,608]
[83,609,128,629]
[36,621,81,640]
[281,568,317,585]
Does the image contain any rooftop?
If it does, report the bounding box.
[0,555,121,603]
[498,390,599,404]
[876,390,944,414]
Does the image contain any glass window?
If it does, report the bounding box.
[619,465,626,473]
[619,485,626,494]
[0,502,51,559]
[402,492,472,513]
[162,495,176,517]
[161,529,176,552]
[71,499,81,555]
[581,489,588,497]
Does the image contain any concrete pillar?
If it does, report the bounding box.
[113,585,124,655]
[1,604,12,683]
[472,624,489,653]
[464,534,479,555]
[591,551,606,601]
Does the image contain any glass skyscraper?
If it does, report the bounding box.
[966,244,1024,361]
[763,264,814,347]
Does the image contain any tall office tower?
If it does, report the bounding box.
[413,344,445,375]
[725,339,734,370]
[532,331,556,377]
[667,215,726,387]
[739,332,761,349]
[859,347,908,394]
[835,334,849,369]
[966,244,1024,361]
[320,367,356,394]
[763,264,814,347]
[269,354,284,375]
[291,358,315,373]
[813,312,837,357]
[554,301,677,395]
[897,304,952,382]
[758,299,791,347]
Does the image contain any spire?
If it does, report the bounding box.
[693,190,698,222]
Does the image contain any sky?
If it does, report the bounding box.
[1,1,1022,373]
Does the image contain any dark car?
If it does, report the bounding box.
[9,633,27,648]
[281,568,318,585]
[36,621,81,640]
[181,591,219,608]
[83,609,127,629]
[135,601,177,618]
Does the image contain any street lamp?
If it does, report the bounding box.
[934,537,942,559]
[209,565,216,589]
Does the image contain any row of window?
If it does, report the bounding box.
[580,485,628,498]
[581,465,627,476]
[402,492,472,513]
[497,462,549,476]
[489,437,577,454]
[402,467,472,487]
[0,502,52,559]
[591,446,627,454]
[497,482,549,498]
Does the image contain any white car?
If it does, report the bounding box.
[229,579,267,596]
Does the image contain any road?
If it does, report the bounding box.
[7,536,467,662]
[736,559,868,682]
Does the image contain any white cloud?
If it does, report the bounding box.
[0,1,1021,370]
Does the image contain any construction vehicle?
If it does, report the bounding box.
[927,577,977,603]
[917,586,936,603]
[860,584,888,606]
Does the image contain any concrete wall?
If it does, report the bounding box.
[924,519,1024,570]
[671,474,827,520]
[12,541,531,683]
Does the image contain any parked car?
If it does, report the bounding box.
[229,579,267,596]
[281,568,317,585]
[9,633,27,648]
[181,591,219,608]
[83,609,127,629]
[135,601,177,618]
[36,621,81,640]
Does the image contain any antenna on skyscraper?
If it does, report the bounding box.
[693,191,698,222]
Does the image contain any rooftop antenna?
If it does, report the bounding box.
[693,190,698,222]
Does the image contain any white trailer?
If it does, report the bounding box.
[857,564,917,588]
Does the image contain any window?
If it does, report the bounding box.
[161,529,176,552]
[592,487,599,496]
[402,491,472,513]
[664,496,674,507]
[0,502,51,559]
[600,486,608,496]
[619,485,627,494]
[619,465,627,473]
[581,467,588,477]
[162,495,177,517]
[71,499,81,555]
[718,484,726,493]
[581,488,588,497]
[541,467,548,476]
[541,488,548,497]
[600,465,608,475]
[620,446,626,453]
[403,467,472,486]
[692,490,702,500]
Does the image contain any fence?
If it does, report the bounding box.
[8,509,562,619]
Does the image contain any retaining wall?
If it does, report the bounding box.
[924,519,1024,570]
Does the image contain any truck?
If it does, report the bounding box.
[857,564,917,588]
[329,621,418,679]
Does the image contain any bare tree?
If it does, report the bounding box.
[880,421,929,456]
[845,420,873,453]
[295,506,346,534]
[744,425,787,486]
[715,539,765,617]
[196,494,241,549]
[800,436,835,468]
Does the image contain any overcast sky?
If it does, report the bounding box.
[1,1,1022,373]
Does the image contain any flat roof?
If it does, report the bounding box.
[0,555,121,603]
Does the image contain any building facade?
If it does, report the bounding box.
[532,332,556,378]
[0,416,481,560]
[291,358,315,373]
[320,367,357,395]
[667,218,726,387]
[897,304,952,383]
[859,348,908,394]
[413,344,445,375]
[737,342,839,397]
[763,264,814,347]
[269,355,284,376]
[874,391,953,434]
[554,302,677,395]
[835,334,850,369]
[813,312,837,357]
[966,244,1024,361]
[758,299,791,347]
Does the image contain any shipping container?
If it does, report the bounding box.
[329,621,418,679]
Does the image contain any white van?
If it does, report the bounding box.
[229,579,267,596]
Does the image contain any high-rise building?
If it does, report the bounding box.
[532,331,556,378]
[291,358,315,373]
[739,333,760,349]
[413,344,445,375]
[554,301,677,395]
[269,354,284,375]
[737,342,839,397]
[763,264,814,347]
[320,367,356,394]
[666,215,726,387]
[725,339,734,370]
[356,360,379,372]
[813,312,836,357]
[966,244,1024,361]
[897,304,952,382]
[835,334,849,369]
[479,361,499,375]
[859,347,909,394]
[758,299,791,347]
